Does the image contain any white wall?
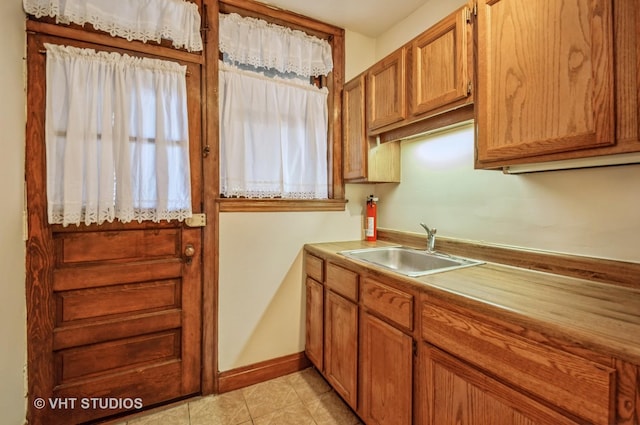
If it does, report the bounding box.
[375,0,467,59]
[0,1,27,424]
[375,124,640,263]
[344,29,375,80]
[218,197,367,371]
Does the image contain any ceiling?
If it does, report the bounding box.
[258,0,431,37]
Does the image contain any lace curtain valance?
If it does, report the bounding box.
[24,0,203,52]
[219,12,333,78]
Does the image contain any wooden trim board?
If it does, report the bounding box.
[218,352,312,393]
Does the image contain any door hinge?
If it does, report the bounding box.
[465,6,472,23]
[185,213,207,228]
[413,339,418,357]
[467,80,473,95]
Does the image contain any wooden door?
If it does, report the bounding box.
[476,0,615,164]
[409,5,471,117]
[420,344,581,425]
[367,48,407,131]
[324,290,358,409]
[26,33,204,425]
[360,312,412,425]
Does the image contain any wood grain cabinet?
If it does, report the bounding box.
[343,74,401,183]
[367,48,407,131]
[360,278,414,425]
[475,0,617,166]
[408,5,473,119]
[421,344,582,425]
[420,295,615,425]
[305,248,639,424]
[304,253,324,370]
[324,263,359,409]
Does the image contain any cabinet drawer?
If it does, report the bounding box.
[362,278,413,330]
[305,252,324,282]
[421,300,615,425]
[326,263,358,302]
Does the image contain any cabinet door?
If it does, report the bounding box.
[367,48,407,131]
[410,5,471,117]
[476,0,615,164]
[305,277,324,370]
[360,313,413,425]
[343,74,368,180]
[420,344,581,425]
[324,290,358,409]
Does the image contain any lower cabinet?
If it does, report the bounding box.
[303,250,627,425]
[360,312,413,425]
[420,344,581,425]
[324,289,358,409]
[305,277,324,370]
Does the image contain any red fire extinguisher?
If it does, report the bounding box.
[365,194,378,241]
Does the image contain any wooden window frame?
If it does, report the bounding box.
[216,0,346,212]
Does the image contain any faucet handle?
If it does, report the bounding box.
[420,222,436,235]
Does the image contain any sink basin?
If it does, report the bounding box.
[339,246,483,277]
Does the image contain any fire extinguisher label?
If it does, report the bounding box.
[365,217,375,237]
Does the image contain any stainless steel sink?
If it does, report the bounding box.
[339,246,483,277]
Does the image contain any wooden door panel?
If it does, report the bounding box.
[53,260,182,291]
[56,331,180,382]
[57,228,180,264]
[54,361,183,424]
[53,309,183,350]
[48,222,200,423]
[26,30,204,425]
[57,280,181,322]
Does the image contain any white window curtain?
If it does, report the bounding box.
[219,12,333,77]
[24,0,203,52]
[45,43,192,226]
[219,61,329,199]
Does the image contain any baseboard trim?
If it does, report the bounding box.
[218,352,311,393]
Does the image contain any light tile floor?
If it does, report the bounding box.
[111,368,363,425]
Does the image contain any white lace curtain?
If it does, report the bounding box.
[24,0,203,52]
[218,12,331,199]
[46,43,192,226]
[219,12,333,77]
[219,62,329,199]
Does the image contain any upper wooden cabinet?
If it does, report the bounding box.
[409,5,473,118]
[343,73,401,182]
[367,48,407,131]
[475,0,616,165]
[343,75,368,180]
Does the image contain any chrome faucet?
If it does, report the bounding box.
[420,223,437,252]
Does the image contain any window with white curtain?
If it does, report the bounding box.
[45,43,192,226]
[218,12,333,200]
